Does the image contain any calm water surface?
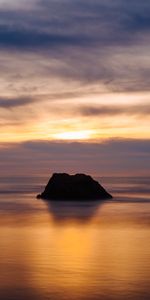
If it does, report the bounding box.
[0,176,150,300]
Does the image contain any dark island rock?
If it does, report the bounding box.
[37,173,112,200]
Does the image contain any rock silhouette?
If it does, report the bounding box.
[37,173,112,200]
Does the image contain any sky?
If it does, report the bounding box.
[0,0,150,176]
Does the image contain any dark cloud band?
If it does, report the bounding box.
[0,138,149,176]
[0,97,35,108]
[79,104,150,117]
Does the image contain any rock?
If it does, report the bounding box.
[37,173,112,200]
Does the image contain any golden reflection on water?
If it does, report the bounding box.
[0,199,150,300]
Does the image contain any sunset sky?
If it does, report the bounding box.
[0,0,150,176]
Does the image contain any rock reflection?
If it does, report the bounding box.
[44,200,103,223]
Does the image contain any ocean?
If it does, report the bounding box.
[0,176,150,300]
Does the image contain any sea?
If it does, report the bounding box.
[0,176,150,300]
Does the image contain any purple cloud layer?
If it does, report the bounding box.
[0,139,149,176]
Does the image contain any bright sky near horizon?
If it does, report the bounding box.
[0,0,150,176]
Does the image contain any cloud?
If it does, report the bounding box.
[0,0,149,146]
[0,0,150,50]
[0,96,35,109]
[0,0,150,51]
[0,0,150,93]
[0,26,92,50]
[0,138,149,176]
[78,104,150,117]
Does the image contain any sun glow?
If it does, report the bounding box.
[53,130,93,140]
